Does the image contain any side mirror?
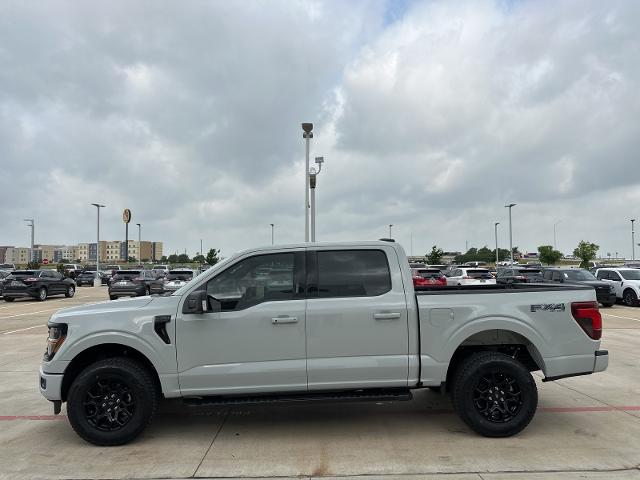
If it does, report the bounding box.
[182,290,221,314]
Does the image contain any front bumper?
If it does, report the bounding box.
[39,366,63,401]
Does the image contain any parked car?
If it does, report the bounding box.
[152,265,170,277]
[106,265,122,277]
[542,268,616,307]
[409,262,427,269]
[63,264,83,279]
[496,267,544,284]
[0,269,11,297]
[108,269,164,300]
[624,262,640,269]
[0,263,16,271]
[162,269,195,292]
[594,268,640,306]
[426,264,448,271]
[411,268,447,288]
[446,268,496,286]
[75,270,109,286]
[3,270,76,302]
[39,241,607,445]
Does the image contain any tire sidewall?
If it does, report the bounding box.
[67,361,155,446]
[454,355,537,437]
[66,285,75,298]
[624,290,638,306]
[38,287,47,301]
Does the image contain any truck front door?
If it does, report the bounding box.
[176,250,307,396]
[305,248,409,390]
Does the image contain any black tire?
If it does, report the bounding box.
[65,285,75,298]
[602,302,614,308]
[4,297,15,302]
[623,289,639,307]
[427,386,442,393]
[144,286,151,296]
[109,295,117,301]
[451,352,537,437]
[66,357,158,446]
[37,287,47,301]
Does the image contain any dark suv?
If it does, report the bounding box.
[2,270,76,302]
[542,268,616,307]
[496,267,543,284]
[108,269,164,300]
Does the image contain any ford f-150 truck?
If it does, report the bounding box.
[39,241,608,445]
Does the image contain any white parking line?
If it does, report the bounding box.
[602,313,640,322]
[0,308,60,320]
[2,324,46,335]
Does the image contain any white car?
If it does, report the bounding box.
[152,265,170,276]
[162,269,195,292]
[594,268,640,306]
[446,267,496,286]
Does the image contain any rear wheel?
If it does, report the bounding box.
[4,297,15,302]
[109,295,117,301]
[623,289,639,307]
[65,285,75,298]
[37,287,47,301]
[66,357,159,446]
[452,352,537,437]
[601,302,614,308]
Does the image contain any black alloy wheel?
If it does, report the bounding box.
[65,285,75,298]
[624,289,638,307]
[452,352,537,437]
[67,357,158,446]
[37,287,47,301]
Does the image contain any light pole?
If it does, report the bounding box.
[200,239,203,261]
[91,204,105,283]
[494,222,500,267]
[23,219,34,265]
[632,219,636,261]
[389,224,393,239]
[553,220,562,251]
[302,123,313,242]
[136,223,141,243]
[309,157,324,242]
[505,203,516,264]
[270,224,275,245]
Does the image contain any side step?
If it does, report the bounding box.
[183,388,413,407]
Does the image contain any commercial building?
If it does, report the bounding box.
[4,247,30,265]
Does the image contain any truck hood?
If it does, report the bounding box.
[54,296,155,318]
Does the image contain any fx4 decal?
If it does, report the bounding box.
[531,304,566,312]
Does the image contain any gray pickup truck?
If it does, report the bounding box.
[40,241,608,445]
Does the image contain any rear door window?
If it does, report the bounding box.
[315,250,391,298]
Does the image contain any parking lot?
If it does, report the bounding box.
[0,288,639,480]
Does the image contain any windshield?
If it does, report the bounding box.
[467,269,493,279]
[516,269,542,277]
[621,270,640,280]
[113,271,141,280]
[562,269,596,281]
[9,271,39,278]
[414,269,442,279]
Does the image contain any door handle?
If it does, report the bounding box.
[373,312,401,320]
[272,316,299,324]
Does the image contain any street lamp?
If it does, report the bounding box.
[494,222,500,267]
[91,204,105,284]
[136,223,141,243]
[309,156,324,242]
[632,219,636,261]
[505,203,516,264]
[302,122,313,242]
[270,223,275,245]
[389,224,393,239]
[553,220,562,251]
[23,219,34,264]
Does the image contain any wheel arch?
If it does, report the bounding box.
[444,328,545,391]
[60,343,162,402]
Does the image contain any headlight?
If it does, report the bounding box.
[44,323,67,361]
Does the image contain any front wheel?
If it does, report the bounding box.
[623,289,639,307]
[601,302,614,308]
[66,358,159,446]
[4,297,15,302]
[65,285,75,298]
[451,352,537,437]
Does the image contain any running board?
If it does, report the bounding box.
[183,388,413,407]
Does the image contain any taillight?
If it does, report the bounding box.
[24,277,38,282]
[571,301,602,340]
[514,275,526,281]
[438,276,447,285]
[133,277,144,283]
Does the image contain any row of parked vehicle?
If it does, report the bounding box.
[408,262,640,307]
[0,265,208,302]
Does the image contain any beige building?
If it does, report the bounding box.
[76,243,90,262]
[105,241,121,262]
[4,247,30,265]
[152,242,163,262]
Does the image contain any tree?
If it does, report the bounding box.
[167,254,179,264]
[193,254,206,264]
[538,245,563,265]
[573,240,599,268]
[160,255,168,262]
[177,253,190,263]
[426,246,444,264]
[206,248,221,266]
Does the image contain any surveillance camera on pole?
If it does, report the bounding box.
[302,123,313,242]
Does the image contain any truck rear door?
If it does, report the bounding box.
[305,247,410,390]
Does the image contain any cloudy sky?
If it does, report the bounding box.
[1,0,639,260]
